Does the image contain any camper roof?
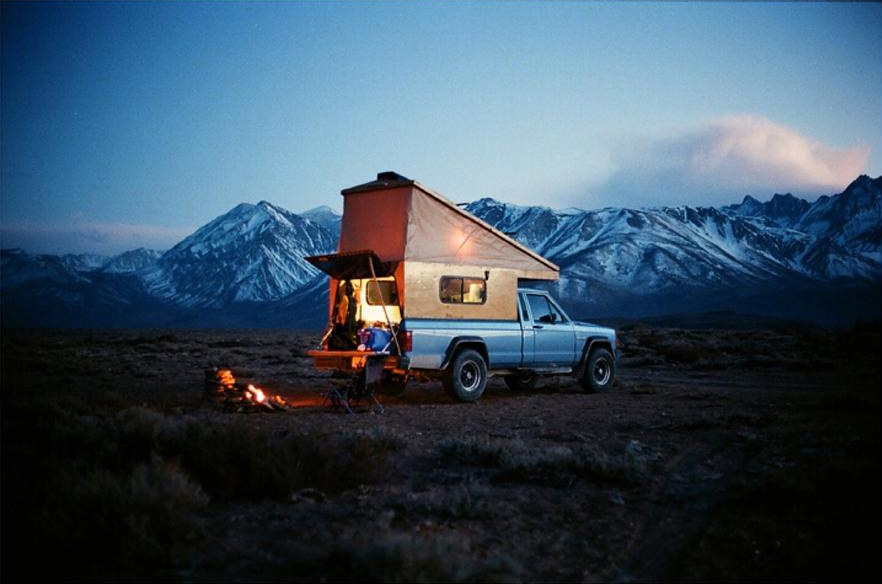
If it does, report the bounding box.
[341,172,559,274]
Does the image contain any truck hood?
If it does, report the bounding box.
[573,321,616,337]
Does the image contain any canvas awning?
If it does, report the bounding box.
[305,250,397,280]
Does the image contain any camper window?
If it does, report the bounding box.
[439,276,486,304]
[366,280,398,306]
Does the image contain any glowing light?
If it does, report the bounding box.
[450,227,474,256]
[247,384,266,403]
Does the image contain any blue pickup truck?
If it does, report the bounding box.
[311,285,619,403]
[398,287,619,401]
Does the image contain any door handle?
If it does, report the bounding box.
[533,324,543,329]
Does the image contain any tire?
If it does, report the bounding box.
[443,348,488,402]
[579,348,615,393]
[504,371,537,391]
[377,372,408,397]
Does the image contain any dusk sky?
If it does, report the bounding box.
[2,1,881,255]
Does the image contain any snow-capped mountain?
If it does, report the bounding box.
[59,253,110,273]
[729,192,811,227]
[143,201,337,307]
[466,175,881,300]
[1,176,878,327]
[100,248,163,274]
[1,248,91,290]
[301,205,342,240]
[795,175,881,260]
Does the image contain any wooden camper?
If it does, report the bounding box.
[307,172,559,322]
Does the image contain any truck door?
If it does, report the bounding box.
[524,293,576,366]
[518,293,532,366]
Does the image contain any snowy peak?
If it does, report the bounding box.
[730,192,809,226]
[300,205,341,239]
[795,175,881,247]
[301,205,339,223]
[734,195,764,216]
[101,248,162,273]
[147,200,337,307]
[765,193,810,221]
[59,253,110,272]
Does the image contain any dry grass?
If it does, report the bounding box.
[2,400,406,579]
[439,437,653,484]
[325,532,522,583]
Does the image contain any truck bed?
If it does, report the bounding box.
[402,318,524,370]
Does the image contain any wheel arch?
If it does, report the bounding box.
[574,336,614,378]
[440,336,488,370]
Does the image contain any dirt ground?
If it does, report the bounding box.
[1,324,879,582]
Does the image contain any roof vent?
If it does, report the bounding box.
[341,171,415,195]
[377,171,410,182]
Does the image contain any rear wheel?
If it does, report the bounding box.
[579,348,615,393]
[443,348,487,402]
[504,371,537,391]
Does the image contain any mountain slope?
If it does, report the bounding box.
[465,176,880,320]
[101,248,163,274]
[1,248,90,290]
[301,205,342,240]
[59,253,110,272]
[143,201,336,308]
[467,176,880,289]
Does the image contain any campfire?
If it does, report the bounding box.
[205,368,291,412]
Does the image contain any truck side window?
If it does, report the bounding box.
[527,294,551,322]
[546,298,567,323]
[527,294,565,324]
[519,295,529,321]
[439,276,486,304]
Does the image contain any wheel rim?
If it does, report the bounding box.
[592,358,611,385]
[460,360,481,392]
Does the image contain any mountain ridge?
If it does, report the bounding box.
[2,176,879,327]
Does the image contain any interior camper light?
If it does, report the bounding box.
[451,227,474,256]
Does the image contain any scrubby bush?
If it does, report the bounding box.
[439,437,651,485]
[2,401,406,580]
[400,485,493,521]
[327,532,522,583]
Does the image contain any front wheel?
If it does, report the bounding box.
[443,349,487,402]
[579,348,615,393]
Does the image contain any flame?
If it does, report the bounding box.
[217,368,236,387]
[247,384,266,403]
[209,368,290,410]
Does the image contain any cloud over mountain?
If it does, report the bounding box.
[0,220,195,256]
[587,115,870,208]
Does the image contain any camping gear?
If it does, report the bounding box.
[358,327,392,352]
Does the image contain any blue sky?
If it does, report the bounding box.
[2,0,881,254]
